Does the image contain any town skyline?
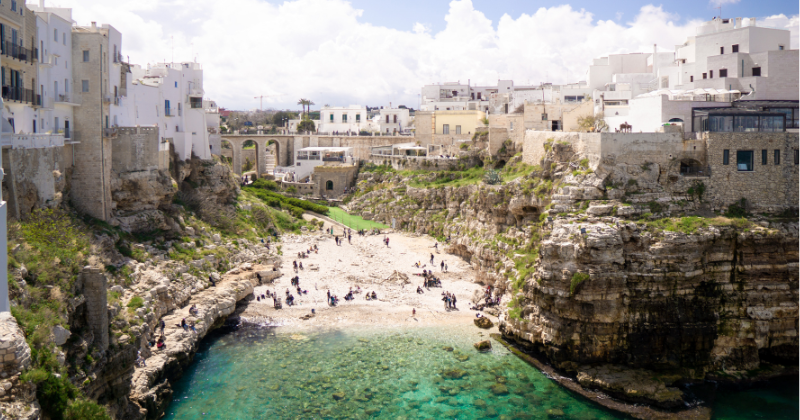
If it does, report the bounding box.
[41,0,799,110]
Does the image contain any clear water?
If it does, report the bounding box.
[163,324,798,420]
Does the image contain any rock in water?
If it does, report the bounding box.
[332,391,346,401]
[474,317,494,329]
[489,383,509,395]
[474,340,492,352]
[441,368,468,379]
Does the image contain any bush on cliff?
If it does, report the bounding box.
[251,178,278,191]
[244,187,329,215]
[65,399,112,420]
[570,272,590,296]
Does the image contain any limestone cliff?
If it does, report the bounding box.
[346,145,799,398]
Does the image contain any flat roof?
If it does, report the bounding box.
[297,147,353,152]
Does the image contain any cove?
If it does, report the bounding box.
[163,324,797,420]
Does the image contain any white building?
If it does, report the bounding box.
[30,4,77,140]
[279,146,354,182]
[378,107,411,135]
[318,105,370,134]
[117,62,216,160]
[593,17,798,132]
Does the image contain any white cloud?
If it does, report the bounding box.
[40,0,799,110]
[709,0,740,8]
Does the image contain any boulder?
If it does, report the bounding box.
[576,365,684,408]
[441,368,468,379]
[474,340,492,352]
[474,317,494,329]
[51,325,71,346]
[332,391,346,401]
[489,383,508,395]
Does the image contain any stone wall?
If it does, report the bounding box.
[704,132,799,212]
[0,313,31,377]
[367,155,469,171]
[71,31,113,221]
[414,111,433,145]
[79,268,109,351]
[313,165,358,198]
[112,127,160,173]
[488,114,525,151]
[1,146,66,220]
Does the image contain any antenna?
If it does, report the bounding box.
[715,5,721,19]
[171,35,174,63]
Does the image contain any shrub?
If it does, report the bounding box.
[37,373,80,420]
[65,399,112,420]
[725,198,749,218]
[251,179,278,191]
[127,296,144,312]
[570,272,590,296]
[286,186,298,193]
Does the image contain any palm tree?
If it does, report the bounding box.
[297,98,307,117]
[306,100,315,117]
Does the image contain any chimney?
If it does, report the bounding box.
[91,21,97,29]
[653,44,658,75]
[39,0,45,8]
[735,17,742,28]
[750,17,756,26]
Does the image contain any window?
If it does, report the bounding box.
[326,180,333,191]
[83,50,89,62]
[778,45,784,50]
[795,149,799,165]
[702,73,707,79]
[719,69,727,77]
[54,81,58,95]
[736,150,753,171]
[385,115,389,123]
[752,67,761,77]
[174,81,177,88]
[774,149,780,165]
[510,122,514,130]
[355,114,360,122]
[10,1,15,12]
[54,29,57,42]
[81,80,89,92]
[709,70,714,78]
[455,125,461,134]
[762,149,768,165]
[64,79,68,92]
[393,115,397,123]
[720,46,724,54]
[542,113,547,121]
[690,76,694,82]
[723,149,729,165]
[329,114,333,121]
[442,124,450,134]
[732,44,739,53]
[342,114,347,123]
[63,33,66,45]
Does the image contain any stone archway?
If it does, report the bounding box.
[242,139,260,177]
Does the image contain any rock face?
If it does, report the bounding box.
[0,313,39,420]
[502,222,799,378]
[576,365,684,408]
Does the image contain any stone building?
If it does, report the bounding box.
[0,0,40,133]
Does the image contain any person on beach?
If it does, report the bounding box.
[430,254,434,265]
[412,308,416,316]
[441,261,445,271]
[159,319,166,334]
[434,242,438,251]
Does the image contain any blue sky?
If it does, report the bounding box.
[349,0,799,33]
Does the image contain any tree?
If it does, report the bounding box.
[296,118,316,134]
[577,113,608,132]
[271,111,297,127]
[297,98,307,116]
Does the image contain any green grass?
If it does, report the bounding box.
[327,207,389,231]
[645,216,752,234]
[570,272,590,295]
[405,166,487,188]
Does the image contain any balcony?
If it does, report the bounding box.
[103,127,118,138]
[165,107,177,117]
[2,86,41,106]
[55,93,80,105]
[0,41,36,64]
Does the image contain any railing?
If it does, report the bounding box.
[165,107,176,117]
[56,93,79,104]
[680,165,711,177]
[323,156,344,162]
[2,86,40,105]
[0,41,36,63]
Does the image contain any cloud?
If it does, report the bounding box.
[709,0,740,7]
[42,0,799,110]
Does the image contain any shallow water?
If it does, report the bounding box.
[163,324,798,420]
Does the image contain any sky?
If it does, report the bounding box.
[41,0,799,111]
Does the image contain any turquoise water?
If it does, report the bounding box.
[163,324,798,420]
[163,324,627,419]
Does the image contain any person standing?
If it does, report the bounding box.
[441,261,445,271]
[430,254,434,265]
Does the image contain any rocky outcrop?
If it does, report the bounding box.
[576,365,684,408]
[0,313,39,420]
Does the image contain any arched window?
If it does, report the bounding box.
[325,180,334,190]
[669,118,684,123]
